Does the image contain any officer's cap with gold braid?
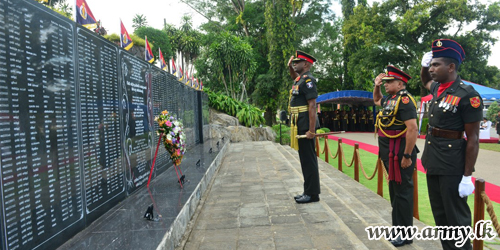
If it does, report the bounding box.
[432,39,465,65]
[382,65,411,84]
[292,50,317,64]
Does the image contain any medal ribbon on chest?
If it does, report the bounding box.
[451,96,461,113]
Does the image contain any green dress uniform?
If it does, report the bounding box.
[360,112,367,132]
[341,112,348,132]
[369,112,374,132]
[421,77,483,250]
[349,111,357,131]
[290,71,320,196]
[377,90,418,228]
[333,111,340,131]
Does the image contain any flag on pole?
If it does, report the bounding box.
[120,20,133,50]
[171,58,177,76]
[178,67,184,81]
[200,80,203,90]
[159,48,167,71]
[76,0,98,30]
[195,78,200,90]
[186,71,191,85]
[145,36,154,63]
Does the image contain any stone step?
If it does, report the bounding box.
[277,143,441,249]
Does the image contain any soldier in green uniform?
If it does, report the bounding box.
[341,110,348,132]
[368,109,375,132]
[288,50,320,204]
[332,110,339,131]
[374,65,418,247]
[348,109,356,131]
[360,110,367,132]
[420,39,482,250]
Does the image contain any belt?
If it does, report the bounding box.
[290,105,308,114]
[427,125,463,139]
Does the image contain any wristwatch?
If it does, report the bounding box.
[403,153,411,159]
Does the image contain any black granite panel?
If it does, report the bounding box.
[118,52,153,194]
[0,1,83,250]
[76,26,126,216]
[0,1,210,250]
[150,67,172,176]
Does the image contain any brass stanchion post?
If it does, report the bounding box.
[338,138,343,172]
[324,137,329,163]
[473,178,485,250]
[354,144,359,182]
[377,158,383,197]
[413,168,419,220]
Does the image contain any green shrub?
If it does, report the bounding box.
[272,124,291,145]
[320,127,330,133]
[204,88,265,127]
[487,101,499,123]
[420,118,429,134]
[316,129,325,134]
[104,33,150,48]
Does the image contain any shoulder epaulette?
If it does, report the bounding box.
[398,90,409,96]
[459,82,478,94]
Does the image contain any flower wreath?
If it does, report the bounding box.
[156,110,186,166]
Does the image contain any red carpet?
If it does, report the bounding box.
[327,135,500,204]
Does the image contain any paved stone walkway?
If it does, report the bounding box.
[176,141,442,250]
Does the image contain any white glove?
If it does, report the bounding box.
[421,51,433,67]
[458,176,475,198]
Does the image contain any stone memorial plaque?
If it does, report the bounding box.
[0,1,83,249]
[76,27,124,213]
[119,52,153,193]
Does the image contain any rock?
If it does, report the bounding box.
[210,109,240,127]
[208,108,276,142]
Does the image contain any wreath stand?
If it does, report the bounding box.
[147,134,185,188]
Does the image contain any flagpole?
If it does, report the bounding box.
[145,36,147,61]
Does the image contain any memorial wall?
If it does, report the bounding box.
[0,1,206,249]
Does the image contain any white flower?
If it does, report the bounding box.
[167,134,172,141]
[173,127,179,133]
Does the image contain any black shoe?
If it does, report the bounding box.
[294,193,304,200]
[295,194,319,204]
[390,236,412,247]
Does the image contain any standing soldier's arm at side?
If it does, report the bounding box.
[306,99,317,139]
[463,121,480,176]
[402,119,418,168]
[373,73,385,106]
[420,51,433,91]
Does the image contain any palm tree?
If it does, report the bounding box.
[132,14,148,31]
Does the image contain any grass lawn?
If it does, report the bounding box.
[317,138,500,229]
[480,142,500,152]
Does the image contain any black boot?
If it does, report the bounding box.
[295,194,320,204]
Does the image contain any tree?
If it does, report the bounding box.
[294,0,344,95]
[134,26,173,63]
[132,14,148,31]
[254,0,296,125]
[194,32,256,100]
[341,0,356,89]
[486,101,499,124]
[343,0,500,96]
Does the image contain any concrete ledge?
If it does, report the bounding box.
[156,142,229,250]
